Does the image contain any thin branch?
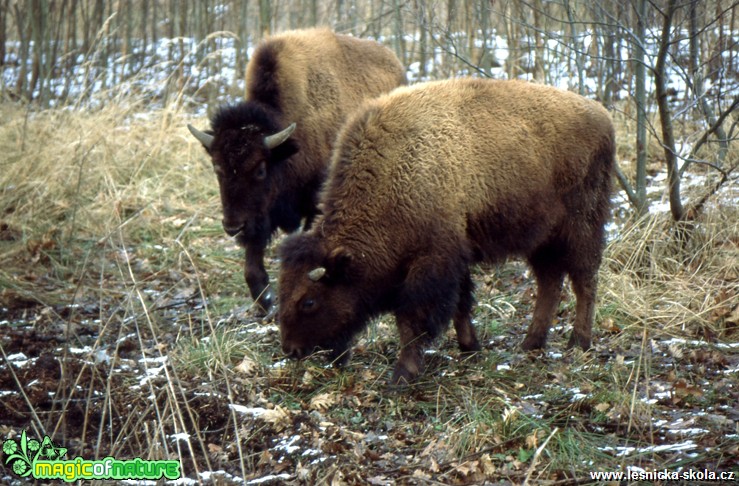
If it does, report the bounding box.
[654,0,684,221]
[685,160,739,220]
[682,94,739,175]
[614,164,640,209]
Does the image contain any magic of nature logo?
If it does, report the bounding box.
[3,430,181,482]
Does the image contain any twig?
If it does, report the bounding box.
[682,94,739,176]
[685,160,739,219]
[613,164,640,209]
[0,344,47,436]
[523,427,559,485]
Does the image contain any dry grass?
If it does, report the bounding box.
[1,98,737,483]
[0,100,223,299]
[601,207,738,342]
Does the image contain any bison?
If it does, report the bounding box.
[188,28,406,313]
[277,78,615,384]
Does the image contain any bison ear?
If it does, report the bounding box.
[265,123,298,164]
[268,138,299,165]
[326,246,360,283]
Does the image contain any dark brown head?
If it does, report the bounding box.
[277,233,368,364]
[188,103,298,240]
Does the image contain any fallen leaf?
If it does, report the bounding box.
[257,450,272,467]
[310,392,338,411]
[600,317,622,333]
[412,469,431,479]
[668,342,683,359]
[420,439,438,457]
[302,371,315,386]
[235,356,259,376]
[525,430,541,449]
[207,443,222,453]
[259,405,291,431]
[502,406,518,424]
[480,454,496,475]
[455,460,479,476]
[672,379,704,403]
[595,402,611,413]
[689,349,727,367]
[725,305,739,327]
[367,476,391,485]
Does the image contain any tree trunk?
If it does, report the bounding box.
[654,0,684,221]
[393,0,406,67]
[689,0,728,166]
[633,0,649,215]
[415,0,428,79]
[259,0,271,37]
[0,0,8,67]
[563,0,585,95]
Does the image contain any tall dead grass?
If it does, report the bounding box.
[0,97,254,476]
[601,206,738,342]
[0,100,221,301]
[604,101,738,343]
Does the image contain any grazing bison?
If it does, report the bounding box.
[277,78,615,384]
[188,28,406,313]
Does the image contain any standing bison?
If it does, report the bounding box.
[277,78,615,384]
[188,28,406,313]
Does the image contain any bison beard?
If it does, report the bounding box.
[277,78,615,385]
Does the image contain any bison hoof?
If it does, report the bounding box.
[329,349,352,367]
[459,338,482,354]
[566,333,591,351]
[260,303,278,323]
[254,288,275,316]
[521,334,547,351]
[389,365,419,387]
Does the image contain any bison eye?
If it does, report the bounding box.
[300,298,317,313]
[254,163,267,181]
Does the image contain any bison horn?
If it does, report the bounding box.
[263,123,296,149]
[308,267,327,282]
[187,124,214,150]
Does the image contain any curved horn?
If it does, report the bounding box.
[187,124,214,150]
[308,267,327,282]
[263,123,296,150]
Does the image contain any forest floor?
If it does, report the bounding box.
[0,103,737,485]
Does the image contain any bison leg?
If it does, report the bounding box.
[392,321,430,385]
[390,255,464,384]
[567,271,597,350]
[245,243,273,315]
[521,257,565,351]
[454,270,481,353]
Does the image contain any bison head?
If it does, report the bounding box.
[277,233,367,365]
[188,103,298,241]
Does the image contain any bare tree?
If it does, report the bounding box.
[653,0,684,221]
[259,0,271,37]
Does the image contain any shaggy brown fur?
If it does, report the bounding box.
[189,28,405,312]
[278,78,615,384]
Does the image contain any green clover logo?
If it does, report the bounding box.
[2,430,67,478]
[2,439,18,455]
[38,436,66,460]
[12,459,28,475]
